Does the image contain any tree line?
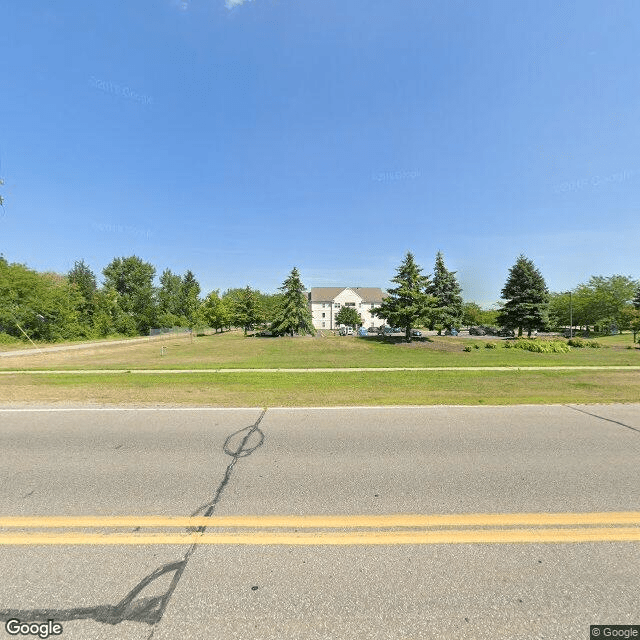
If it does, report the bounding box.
[367,252,639,341]
[0,255,315,342]
[0,252,638,344]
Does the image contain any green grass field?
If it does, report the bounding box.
[1,369,639,406]
[1,331,638,406]
[1,330,638,371]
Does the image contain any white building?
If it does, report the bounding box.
[308,287,387,330]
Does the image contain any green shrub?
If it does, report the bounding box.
[463,346,472,352]
[568,337,603,348]
[484,342,497,349]
[0,332,22,344]
[512,339,571,353]
[473,343,481,349]
[503,341,513,349]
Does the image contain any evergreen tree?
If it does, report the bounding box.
[371,251,435,342]
[497,255,549,337]
[427,251,463,334]
[271,267,315,336]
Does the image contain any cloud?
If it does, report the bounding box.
[225,0,252,8]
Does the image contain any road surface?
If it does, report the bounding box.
[0,405,638,639]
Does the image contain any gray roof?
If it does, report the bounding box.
[308,287,387,303]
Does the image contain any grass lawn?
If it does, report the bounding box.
[1,330,639,371]
[1,331,638,406]
[1,369,639,406]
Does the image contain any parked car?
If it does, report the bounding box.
[411,329,422,337]
[346,327,354,335]
[469,327,486,336]
[358,327,368,337]
[367,326,378,334]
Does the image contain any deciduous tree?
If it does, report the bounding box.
[335,306,363,328]
[233,286,264,335]
[102,256,157,334]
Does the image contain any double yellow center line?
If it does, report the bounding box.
[1,512,639,545]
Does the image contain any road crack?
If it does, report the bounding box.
[0,408,268,637]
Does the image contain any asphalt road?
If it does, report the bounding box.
[0,405,639,639]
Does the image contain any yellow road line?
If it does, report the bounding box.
[1,512,640,529]
[1,527,639,545]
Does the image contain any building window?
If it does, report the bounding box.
[345,302,356,307]
[322,312,325,318]
[322,321,325,327]
[334,303,340,308]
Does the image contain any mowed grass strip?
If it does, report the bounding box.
[1,370,639,406]
[1,331,639,371]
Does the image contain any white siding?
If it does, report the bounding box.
[309,288,385,329]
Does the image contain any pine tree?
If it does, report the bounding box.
[427,251,463,334]
[497,255,549,337]
[271,267,315,336]
[371,252,435,342]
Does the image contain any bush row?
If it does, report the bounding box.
[567,337,602,348]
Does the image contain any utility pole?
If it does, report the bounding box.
[569,291,573,338]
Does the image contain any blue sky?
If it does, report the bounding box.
[1,0,639,307]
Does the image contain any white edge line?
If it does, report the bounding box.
[0,403,637,412]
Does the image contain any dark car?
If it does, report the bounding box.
[469,327,486,336]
